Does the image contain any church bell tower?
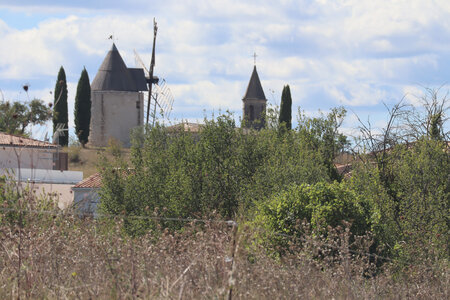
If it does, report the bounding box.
[242,64,267,130]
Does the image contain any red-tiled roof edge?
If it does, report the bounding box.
[0,132,59,148]
[72,173,102,189]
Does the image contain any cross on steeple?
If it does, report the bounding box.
[252,52,258,65]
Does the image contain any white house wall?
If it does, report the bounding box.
[0,168,83,184]
[0,147,54,170]
[32,183,75,209]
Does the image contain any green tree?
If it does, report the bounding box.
[428,112,442,140]
[348,138,449,263]
[74,67,91,147]
[391,139,449,261]
[98,112,335,235]
[53,66,69,146]
[279,85,292,130]
[241,129,330,209]
[0,99,52,135]
[352,92,449,263]
[297,107,349,181]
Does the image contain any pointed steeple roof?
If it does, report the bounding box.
[91,43,146,92]
[243,66,266,100]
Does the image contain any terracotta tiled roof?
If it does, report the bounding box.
[334,163,353,178]
[0,132,58,148]
[73,173,102,189]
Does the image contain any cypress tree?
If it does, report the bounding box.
[279,84,292,130]
[53,66,69,146]
[74,67,91,147]
[428,112,442,140]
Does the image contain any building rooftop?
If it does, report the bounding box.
[166,122,203,133]
[72,172,102,189]
[0,132,58,149]
[243,66,266,100]
[91,43,148,92]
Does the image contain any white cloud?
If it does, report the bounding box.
[0,18,10,34]
[171,80,243,111]
[1,0,450,134]
[402,85,425,107]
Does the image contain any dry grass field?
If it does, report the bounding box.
[67,145,129,178]
[0,213,448,299]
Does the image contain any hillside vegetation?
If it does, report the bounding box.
[67,139,130,178]
[1,94,448,298]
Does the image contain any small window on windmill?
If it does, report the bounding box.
[136,101,140,109]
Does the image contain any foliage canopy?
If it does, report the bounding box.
[0,99,52,135]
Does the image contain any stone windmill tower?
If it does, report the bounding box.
[242,64,267,130]
[89,43,148,147]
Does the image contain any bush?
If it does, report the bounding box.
[348,138,449,264]
[98,113,336,235]
[239,129,330,210]
[253,181,370,253]
[68,146,81,163]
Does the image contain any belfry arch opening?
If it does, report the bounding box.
[249,105,255,121]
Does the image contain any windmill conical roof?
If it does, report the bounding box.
[91,43,145,92]
[243,66,266,100]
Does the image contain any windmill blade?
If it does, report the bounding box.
[55,123,64,132]
[133,49,150,77]
[152,79,174,119]
[52,123,69,144]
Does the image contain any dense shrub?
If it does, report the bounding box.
[392,140,449,261]
[98,107,448,269]
[253,181,370,253]
[98,113,338,234]
[239,129,330,210]
[296,107,349,181]
[348,138,449,263]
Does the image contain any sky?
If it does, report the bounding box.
[1,0,450,141]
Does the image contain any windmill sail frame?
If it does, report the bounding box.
[134,19,174,127]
